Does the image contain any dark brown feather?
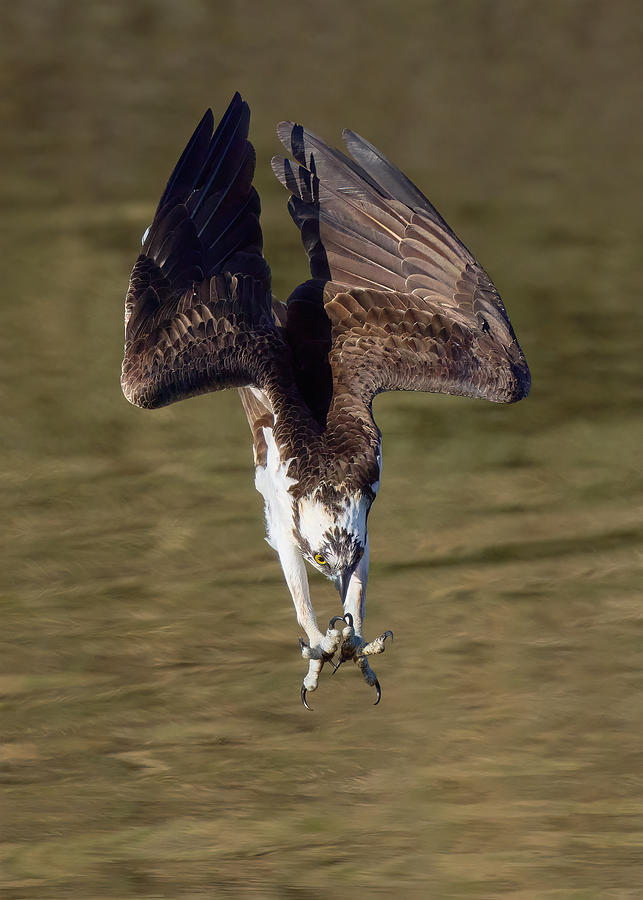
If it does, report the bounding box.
[272,121,530,492]
[122,94,284,411]
[123,100,530,505]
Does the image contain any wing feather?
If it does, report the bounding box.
[122,94,289,410]
[272,122,530,410]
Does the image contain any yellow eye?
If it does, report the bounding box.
[314,553,327,566]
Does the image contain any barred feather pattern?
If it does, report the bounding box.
[270,121,530,492]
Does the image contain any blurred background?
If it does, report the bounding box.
[2,1,642,896]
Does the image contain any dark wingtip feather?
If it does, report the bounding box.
[144,92,267,282]
[157,108,214,212]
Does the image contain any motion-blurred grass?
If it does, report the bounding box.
[1,1,642,897]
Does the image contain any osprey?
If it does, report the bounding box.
[122,93,530,708]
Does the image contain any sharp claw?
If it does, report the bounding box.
[298,637,307,650]
[343,612,354,628]
[373,678,382,706]
[301,684,312,710]
[383,630,394,642]
[332,658,345,676]
[328,616,345,630]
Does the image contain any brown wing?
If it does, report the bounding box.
[122,93,289,410]
[271,123,530,412]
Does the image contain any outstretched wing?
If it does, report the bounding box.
[271,123,530,414]
[122,93,287,410]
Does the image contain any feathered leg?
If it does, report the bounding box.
[337,538,394,704]
[276,542,343,707]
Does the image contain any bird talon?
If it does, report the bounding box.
[301,684,312,710]
[331,658,345,675]
[328,613,354,631]
[299,621,390,704]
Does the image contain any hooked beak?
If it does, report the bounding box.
[335,571,352,604]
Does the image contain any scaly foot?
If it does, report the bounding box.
[298,620,344,709]
[333,613,394,705]
[299,614,393,709]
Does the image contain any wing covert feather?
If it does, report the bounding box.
[122,272,284,409]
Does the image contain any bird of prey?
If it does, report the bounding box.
[122,93,530,708]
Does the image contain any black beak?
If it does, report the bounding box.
[335,571,352,603]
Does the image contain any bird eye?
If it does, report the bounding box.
[314,553,327,565]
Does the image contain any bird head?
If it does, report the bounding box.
[294,487,371,596]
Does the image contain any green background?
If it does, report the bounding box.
[2,1,642,896]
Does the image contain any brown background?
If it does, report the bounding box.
[2,1,642,896]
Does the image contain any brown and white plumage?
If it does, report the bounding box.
[122,98,281,410]
[122,93,529,706]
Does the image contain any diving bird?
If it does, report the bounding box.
[121,93,530,708]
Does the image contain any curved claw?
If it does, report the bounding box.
[373,678,382,706]
[301,684,312,710]
[328,613,354,631]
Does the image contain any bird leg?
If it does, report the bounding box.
[333,539,394,704]
[278,538,392,708]
[298,621,344,710]
[341,536,370,637]
[276,542,344,706]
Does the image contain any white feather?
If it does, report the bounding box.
[297,492,369,561]
[254,426,322,642]
[254,426,297,553]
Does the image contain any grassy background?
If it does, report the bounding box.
[1,1,642,896]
